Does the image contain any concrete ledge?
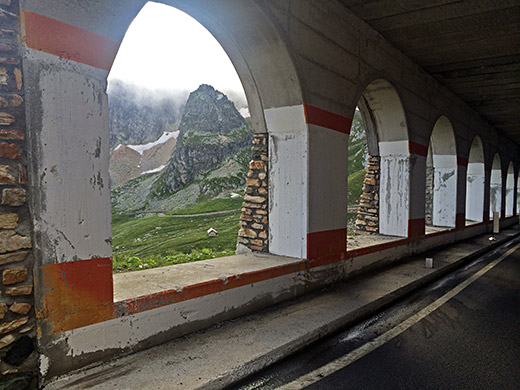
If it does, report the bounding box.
[46,228,520,389]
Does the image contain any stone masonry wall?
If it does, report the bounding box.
[0,1,37,388]
[237,133,268,253]
[355,156,380,235]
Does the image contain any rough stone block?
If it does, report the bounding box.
[18,163,27,185]
[240,214,253,222]
[259,231,267,239]
[0,317,28,333]
[9,302,31,315]
[5,284,32,296]
[0,129,23,140]
[250,245,263,251]
[0,57,18,65]
[249,161,264,170]
[0,250,29,265]
[0,97,7,107]
[0,113,15,126]
[3,267,26,285]
[258,188,267,195]
[246,179,260,187]
[10,94,22,107]
[0,334,15,349]
[13,67,21,90]
[258,173,266,180]
[255,209,268,215]
[0,165,15,184]
[0,142,22,159]
[238,228,257,238]
[0,213,17,228]
[0,303,7,319]
[0,231,31,253]
[250,239,263,246]
[251,223,264,230]
[2,188,26,205]
[19,325,34,334]
[0,66,6,85]
[244,195,266,204]
[242,202,262,209]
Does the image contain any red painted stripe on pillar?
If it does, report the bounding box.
[457,156,469,167]
[409,141,428,157]
[303,104,352,134]
[307,228,347,262]
[408,218,425,240]
[21,11,120,71]
[40,257,114,334]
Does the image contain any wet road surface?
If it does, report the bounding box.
[231,239,520,390]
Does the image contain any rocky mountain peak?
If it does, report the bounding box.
[178,84,247,136]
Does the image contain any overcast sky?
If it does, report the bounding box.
[108,2,248,112]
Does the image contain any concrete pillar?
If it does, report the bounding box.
[379,141,411,237]
[267,106,308,259]
[267,104,350,261]
[466,162,485,222]
[432,155,457,227]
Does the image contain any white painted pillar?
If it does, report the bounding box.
[266,106,308,258]
[465,162,485,222]
[505,188,514,216]
[266,104,350,261]
[432,155,457,227]
[489,169,502,219]
[379,141,410,237]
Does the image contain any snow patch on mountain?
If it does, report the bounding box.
[127,131,180,155]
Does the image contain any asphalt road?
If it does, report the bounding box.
[231,239,520,390]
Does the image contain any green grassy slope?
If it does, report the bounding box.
[112,210,240,272]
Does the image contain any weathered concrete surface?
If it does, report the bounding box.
[113,252,299,302]
[45,228,520,390]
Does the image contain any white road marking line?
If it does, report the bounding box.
[277,242,520,390]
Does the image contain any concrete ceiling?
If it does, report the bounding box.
[342,0,520,144]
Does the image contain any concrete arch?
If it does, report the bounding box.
[22,0,306,262]
[427,116,457,228]
[489,153,502,220]
[465,136,485,223]
[22,0,308,376]
[505,162,515,217]
[359,79,410,237]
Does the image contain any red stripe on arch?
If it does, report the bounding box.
[409,141,428,157]
[303,104,352,134]
[457,156,469,167]
[22,11,120,71]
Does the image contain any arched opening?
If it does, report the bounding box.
[425,117,457,232]
[465,136,485,225]
[489,154,502,220]
[349,79,410,249]
[505,162,515,217]
[107,2,261,272]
